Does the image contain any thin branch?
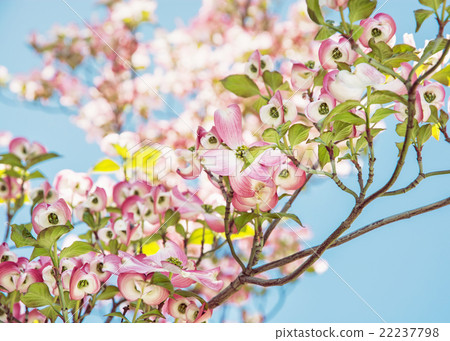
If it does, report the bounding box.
[383,170,450,196]
[250,196,450,277]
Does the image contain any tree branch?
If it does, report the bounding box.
[250,196,450,277]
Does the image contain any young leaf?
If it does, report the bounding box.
[26,153,59,169]
[262,70,283,92]
[97,286,120,301]
[332,112,366,125]
[188,228,214,245]
[262,128,280,144]
[419,0,444,10]
[136,310,165,321]
[368,90,408,106]
[417,124,432,146]
[164,209,180,227]
[348,0,377,23]
[11,224,37,248]
[234,212,257,230]
[431,64,450,86]
[220,75,260,98]
[21,283,55,308]
[150,273,174,293]
[104,312,130,322]
[306,0,324,24]
[60,241,99,259]
[93,159,121,172]
[414,9,434,32]
[30,247,50,260]
[37,225,72,250]
[288,124,311,146]
[370,108,397,123]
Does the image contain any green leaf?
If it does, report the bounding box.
[188,228,214,245]
[277,81,291,91]
[422,38,448,59]
[369,39,393,61]
[262,128,280,144]
[333,122,354,141]
[164,209,180,228]
[318,144,330,168]
[262,70,283,92]
[277,121,292,137]
[392,44,416,54]
[26,170,45,180]
[26,153,59,169]
[104,312,130,322]
[370,108,397,123]
[253,97,268,112]
[136,309,165,321]
[150,273,174,293]
[368,90,408,106]
[417,124,432,146]
[82,211,95,228]
[220,75,260,98]
[355,134,368,151]
[234,212,257,230]
[395,142,405,156]
[174,289,207,305]
[315,25,335,40]
[306,0,324,24]
[332,112,366,125]
[40,305,60,322]
[96,286,120,301]
[242,145,273,171]
[30,247,50,260]
[419,0,444,10]
[60,241,99,259]
[383,52,419,68]
[11,224,37,248]
[0,153,23,168]
[431,64,450,86]
[322,100,361,129]
[21,283,54,308]
[414,9,434,32]
[175,223,186,238]
[336,61,352,72]
[37,225,72,250]
[288,124,311,146]
[262,212,303,227]
[351,24,364,41]
[348,0,377,23]
[313,69,327,87]
[93,159,121,172]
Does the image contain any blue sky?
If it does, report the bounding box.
[0,0,449,322]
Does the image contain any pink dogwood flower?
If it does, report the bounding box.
[31,198,72,234]
[318,37,358,70]
[69,264,101,300]
[0,261,42,293]
[274,161,306,191]
[112,180,152,206]
[305,92,337,123]
[0,176,20,200]
[360,13,396,47]
[291,62,319,92]
[260,90,297,126]
[244,50,273,79]
[9,137,47,161]
[117,272,170,305]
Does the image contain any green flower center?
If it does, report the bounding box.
[158,196,166,204]
[371,27,382,37]
[96,262,104,273]
[235,146,248,160]
[269,106,280,119]
[260,60,266,69]
[0,185,6,192]
[305,60,315,69]
[77,279,89,289]
[319,103,330,116]
[250,64,258,73]
[208,136,217,144]
[106,231,114,238]
[92,197,99,204]
[178,303,187,314]
[331,47,342,60]
[47,213,59,225]
[279,169,290,178]
[166,257,183,268]
[424,91,436,103]
[1,255,9,262]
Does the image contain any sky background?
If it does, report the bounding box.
[0,0,449,323]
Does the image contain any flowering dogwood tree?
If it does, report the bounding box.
[0,0,450,323]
